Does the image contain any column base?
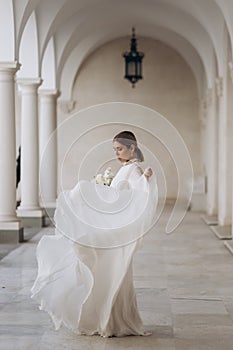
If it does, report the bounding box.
[201,214,218,225]
[16,208,45,228]
[40,201,56,217]
[39,207,56,226]
[44,206,56,216]
[210,225,232,240]
[224,240,233,255]
[0,221,24,243]
[39,202,56,226]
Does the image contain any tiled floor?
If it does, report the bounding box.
[1,207,233,349]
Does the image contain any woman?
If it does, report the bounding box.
[31,130,158,337]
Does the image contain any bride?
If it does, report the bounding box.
[31,130,158,337]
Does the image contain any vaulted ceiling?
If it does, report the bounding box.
[0,0,232,99]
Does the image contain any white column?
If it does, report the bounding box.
[205,88,218,215]
[216,76,232,225]
[39,89,59,208]
[17,78,44,225]
[229,62,233,238]
[0,62,23,242]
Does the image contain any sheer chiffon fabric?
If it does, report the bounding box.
[31,161,158,337]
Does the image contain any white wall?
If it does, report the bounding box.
[57,37,200,198]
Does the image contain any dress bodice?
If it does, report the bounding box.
[110,161,146,191]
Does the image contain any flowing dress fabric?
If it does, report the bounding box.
[31,162,158,337]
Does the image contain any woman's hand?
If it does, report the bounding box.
[144,167,153,178]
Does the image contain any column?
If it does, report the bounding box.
[216,76,232,227]
[205,88,218,216]
[229,62,233,238]
[17,78,45,227]
[224,62,233,253]
[39,89,59,212]
[0,62,23,243]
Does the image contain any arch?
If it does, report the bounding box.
[54,2,215,100]
[156,0,226,77]
[39,0,96,63]
[16,0,41,58]
[59,28,204,101]
[17,11,39,78]
[40,36,56,89]
[12,0,233,97]
[213,0,233,59]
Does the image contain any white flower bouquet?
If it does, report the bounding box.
[92,167,114,186]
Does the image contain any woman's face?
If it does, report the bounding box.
[113,141,135,163]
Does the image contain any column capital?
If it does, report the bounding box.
[17,78,42,94]
[17,77,42,86]
[38,89,60,98]
[0,61,21,82]
[215,77,223,98]
[0,61,21,73]
[228,61,233,84]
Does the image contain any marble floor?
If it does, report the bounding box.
[1,206,233,349]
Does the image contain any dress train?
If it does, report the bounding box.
[31,162,158,337]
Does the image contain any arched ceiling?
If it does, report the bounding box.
[2,0,232,99]
[60,25,205,100]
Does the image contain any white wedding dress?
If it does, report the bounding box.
[31,161,158,337]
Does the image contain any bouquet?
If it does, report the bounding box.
[92,167,114,186]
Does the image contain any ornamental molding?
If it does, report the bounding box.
[38,89,60,101]
[205,88,213,107]
[0,61,21,73]
[202,88,213,110]
[215,77,223,98]
[199,99,207,128]
[58,99,76,113]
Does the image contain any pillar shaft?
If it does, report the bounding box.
[217,76,232,225]
[17,78,44,225]
[205,89,218,215]
[229,62,233,236]
[0,62,20,221]
[39,89,59,207]
[0,62,23,242]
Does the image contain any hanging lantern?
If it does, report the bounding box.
[122,27,144,88]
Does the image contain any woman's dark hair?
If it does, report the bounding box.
[113,130,144,162]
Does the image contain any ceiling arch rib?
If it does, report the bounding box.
[58,6,211,76]
[40,36,56,89]
[214,0,233,59]
[191,0,225,76]
[16,0,219,98]
[13,0,231,76]
[59,26,204,101]
[52,15,83,69]
[17,11,39,78]
[15,0,40,58]
[38,0,103,64]
[155,0,225,77]
[35,0,67,62]
[54,5,213,98]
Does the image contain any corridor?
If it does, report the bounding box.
[1,207,233,350]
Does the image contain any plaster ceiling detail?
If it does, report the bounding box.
[0,0,232,100]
